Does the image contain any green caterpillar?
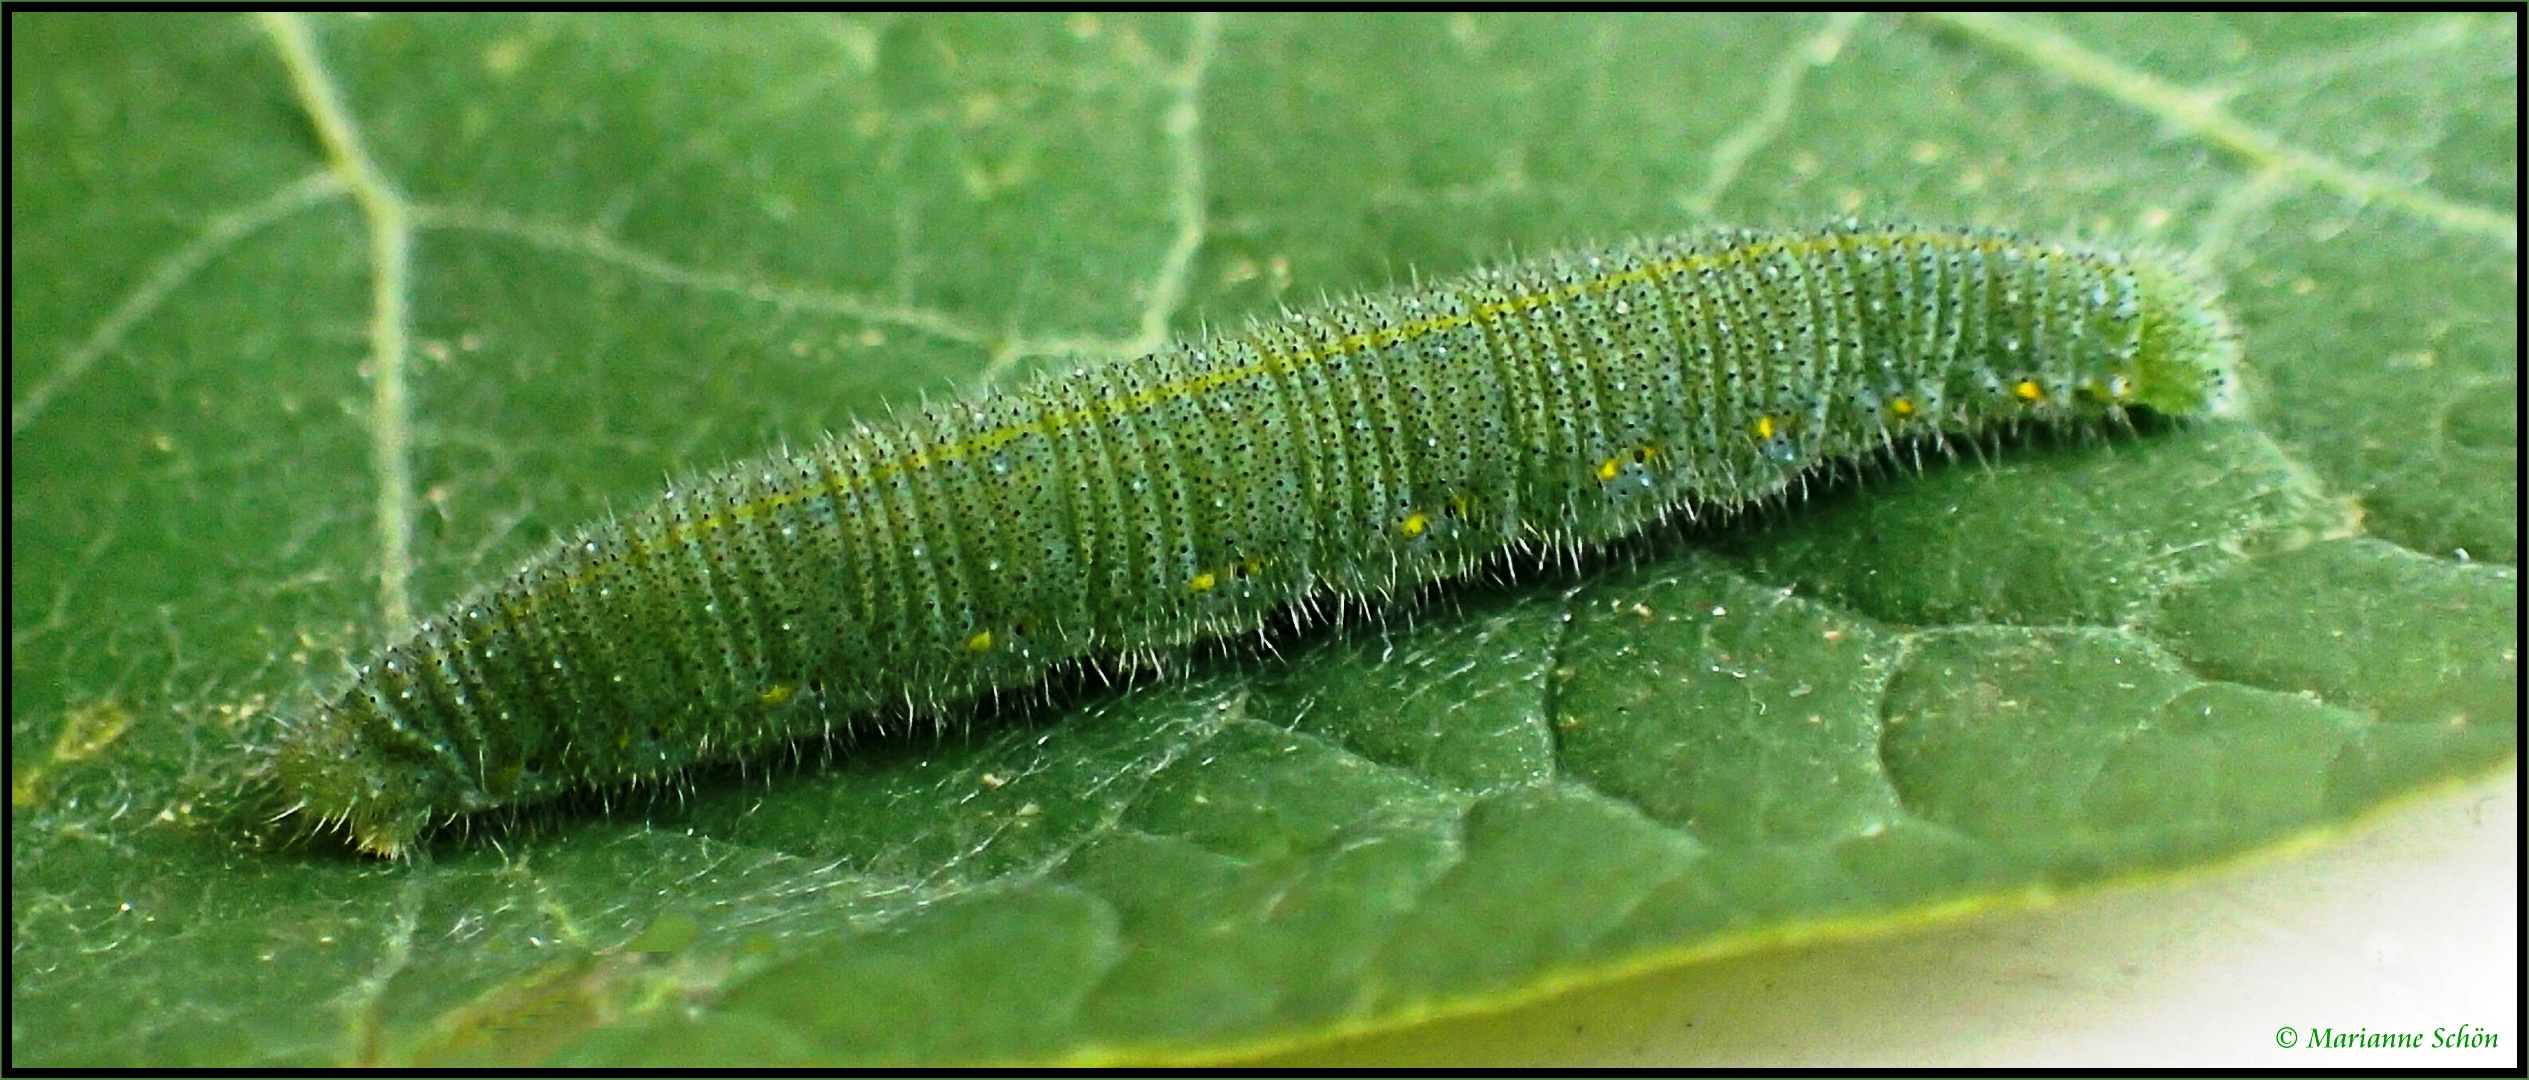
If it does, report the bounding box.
[271,222,2239,857]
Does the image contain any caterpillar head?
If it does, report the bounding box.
[2127,256,2244,419]
[272,696,454,859]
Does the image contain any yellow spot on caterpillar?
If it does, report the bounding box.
[966,630,994,652]
[1598,444,1658,483]
[1189,571,1217,592]
[1889,397,1916,418]
[1753,415,1778,440]
[759,683,797,707]
[2013,379,2045,402]
[1400,512,1430,537]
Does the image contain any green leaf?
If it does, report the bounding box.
[11,11,2514,1066]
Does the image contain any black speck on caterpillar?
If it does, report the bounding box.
[265,222,2239,857]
